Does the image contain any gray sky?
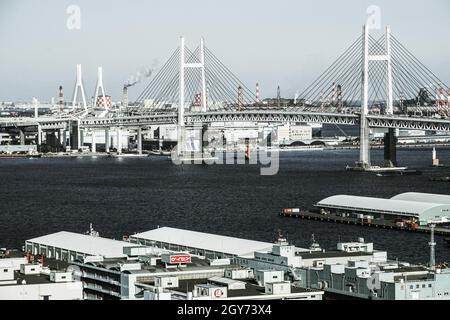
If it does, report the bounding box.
[1,0,449,102]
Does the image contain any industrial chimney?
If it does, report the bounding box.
[59,86,64,111]
[238,86,243,111]
[122,85,129,114]
[256,83,260,103]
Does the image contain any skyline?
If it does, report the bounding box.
[1,0,449,102]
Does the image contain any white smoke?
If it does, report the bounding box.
[125,60,159,88]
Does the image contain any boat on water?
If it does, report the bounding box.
[346,162,421,175]
[375,169,422,176]
[148,150,171,156]
[0,152,42,159]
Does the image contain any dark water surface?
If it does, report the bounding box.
[1,146,450,264]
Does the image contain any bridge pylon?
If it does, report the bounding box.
[177,36,207,156]
[358,24,394,169]
[72,64,88,112]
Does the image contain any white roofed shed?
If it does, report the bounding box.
[316,195,450,225]
[25,231,137,261]
[130,227,274,258]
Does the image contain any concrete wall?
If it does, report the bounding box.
[0,281,83,300]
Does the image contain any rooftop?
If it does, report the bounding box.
[78,255,234,274]
[131,227,274,257]
[297,251,373,259]
[316,194,450,219]
[137,278,317,299]
[391,192,450,205]
[26,231,137,258]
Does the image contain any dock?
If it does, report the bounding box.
[279,210,450,236]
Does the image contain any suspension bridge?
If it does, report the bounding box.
[1,24,449,169]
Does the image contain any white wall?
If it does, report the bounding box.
[0,281,83,300]
[0,257,27,271]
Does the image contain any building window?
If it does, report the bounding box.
[3,269,8,273]
[422,284,426,288]
[409,285,413,289]
[428,284,432,288]
[416,284,419,289]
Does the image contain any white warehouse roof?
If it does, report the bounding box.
[26,231,135,258]
[316,195,450,223]
[391,192,450,204]
[131,227,274,257]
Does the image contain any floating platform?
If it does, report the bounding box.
[169,153,219,164]
[279,210,450,236]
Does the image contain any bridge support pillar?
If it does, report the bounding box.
[358,24,371,169]
[384,128,397,167]
[70,121,81,151]
[137,127,142,155]
[358,119,371,168]
[116,127,122,154]
[105,128,110,153]
[19,129,25,145]
[37,125,42,152]
[91,130,96,153]
[62,129,67,150]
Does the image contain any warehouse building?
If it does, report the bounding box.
[130,227,275,259]
[315,193,450,226]
[25,231,140,261]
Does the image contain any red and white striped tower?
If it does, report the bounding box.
[58,85,64,111]
[94,66,108,109]
[255,83,260,103]
[447,89,450,107]
[238,86,243,111]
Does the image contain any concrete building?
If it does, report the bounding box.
[142,278,323,300]
[0,251,82,300]
[237,237,387,284]
[276,123,313,145]
[296,260,450,300]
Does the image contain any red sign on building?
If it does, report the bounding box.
[169,255,192,264]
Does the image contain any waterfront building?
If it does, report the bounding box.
[316,193,450,226]
[0,251,82,300]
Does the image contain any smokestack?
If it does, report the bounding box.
[123,85,129,113]
[33,97,38,118]
[238,86,243,111]
[336,84,343,111]
[277,85,281,108]
[59,86,64,111]
[255,83,260,103]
